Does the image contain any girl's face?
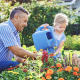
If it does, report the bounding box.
[55,23,66,33]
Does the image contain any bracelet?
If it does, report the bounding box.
[22,59,28,65]
[22,59,26,63]
[34,54,38,60]
[34,54,37,58]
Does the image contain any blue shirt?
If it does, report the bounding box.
[36,26,66,58]
[0,19,21,61]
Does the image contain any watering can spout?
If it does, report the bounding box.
[32,26,54,51]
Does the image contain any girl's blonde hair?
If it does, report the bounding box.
[53,13,68,26]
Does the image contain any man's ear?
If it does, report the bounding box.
[14,15,19,21]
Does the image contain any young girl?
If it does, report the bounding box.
[36,13,68,59]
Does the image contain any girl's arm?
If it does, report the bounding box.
[54,41,65,56]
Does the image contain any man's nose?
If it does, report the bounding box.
[24,23,27,27]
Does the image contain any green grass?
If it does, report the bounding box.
[64,50,80,56]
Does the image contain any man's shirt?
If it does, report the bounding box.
[0,19,21,61]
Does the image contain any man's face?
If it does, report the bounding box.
[16,12,28,31]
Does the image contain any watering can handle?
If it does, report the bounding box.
[36,26,54,42]
[47,26,54,39]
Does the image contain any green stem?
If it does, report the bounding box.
[39,66,40,79]
[67,76,69,80]
[58,72,59,78]
[67,72,70,80]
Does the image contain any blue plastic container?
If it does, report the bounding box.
[32,26,54,50]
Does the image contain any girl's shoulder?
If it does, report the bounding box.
[62,32,66,38]
[61,33,66,41]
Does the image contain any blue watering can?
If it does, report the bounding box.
[32,26,54,51]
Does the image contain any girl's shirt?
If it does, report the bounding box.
[36,26,66,58]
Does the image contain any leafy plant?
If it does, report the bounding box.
[64,35,80,50]
[0,46,80,80]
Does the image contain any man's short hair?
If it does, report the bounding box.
[10,7,29,19]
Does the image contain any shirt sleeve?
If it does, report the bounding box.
[0,24,18,47]
[62,34,66,41]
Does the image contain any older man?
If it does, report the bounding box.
[0,7,40,73]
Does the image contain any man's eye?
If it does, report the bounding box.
[24,21,27,22]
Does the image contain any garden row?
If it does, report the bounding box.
[0,46,80,80]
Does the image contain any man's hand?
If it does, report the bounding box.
[35,54,42,60]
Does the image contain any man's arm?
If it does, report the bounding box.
[8,45,37,59]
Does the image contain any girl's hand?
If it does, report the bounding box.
[41,23,49,30]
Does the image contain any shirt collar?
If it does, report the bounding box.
[7,19,18,32]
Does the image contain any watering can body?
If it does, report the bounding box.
[32,26,54,51]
